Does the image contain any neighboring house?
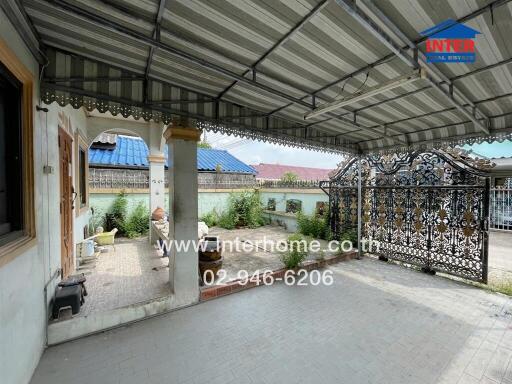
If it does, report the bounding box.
[251,163,333,181]
[465,141,512,229]
[89,134,256,188]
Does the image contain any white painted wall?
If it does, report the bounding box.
[0,8,48,384]
[0,9,90,383]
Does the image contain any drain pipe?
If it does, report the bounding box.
[37,60,58,346]
[38,99,59,346]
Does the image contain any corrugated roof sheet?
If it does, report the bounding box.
[17,0,512,153]
[252,163,332,181]
[92,133,117,145]
[89,135,256,174]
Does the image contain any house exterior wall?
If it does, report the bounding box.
[0,9,90,383]
[0,9,47,384]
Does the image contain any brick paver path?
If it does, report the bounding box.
[78,237,169,316]
[32,257,512,384]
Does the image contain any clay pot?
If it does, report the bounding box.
[199,236,222,261]
[152,207,165,221]
[199,256,223,277]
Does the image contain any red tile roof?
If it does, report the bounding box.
[251,163,332,181]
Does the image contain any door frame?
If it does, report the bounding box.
[58,126,74,278]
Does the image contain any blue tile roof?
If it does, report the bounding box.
[89,135,256,174]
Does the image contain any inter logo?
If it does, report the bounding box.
[421,19,480,63]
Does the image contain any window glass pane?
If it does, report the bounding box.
[79,148,87,207]
[0,62,22,245]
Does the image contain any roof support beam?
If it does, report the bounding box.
[43,0,378,140]
[335,0,490,135]
[43,81,348,148]
[312,0,509,99]
[46,0,313,109]
[451,56,512,82]
[300,54,512,121]
[144,0,167,103]
[1,0,46,63]
[304,69,425,120]
[279,112,408,145]
[350,91,512,136]
[216,0,328,100]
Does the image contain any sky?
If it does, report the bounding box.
[203,131,345,169]
[463,141,512,159]
[202,133,512,169]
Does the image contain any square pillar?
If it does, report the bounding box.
[148,154,165,244]
[164,124,201,307]
[149,156,165,213]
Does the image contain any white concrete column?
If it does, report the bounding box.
[148,122,166,244]
[164,123,201,307]
[148,155,165,214]
[148,154,165,245]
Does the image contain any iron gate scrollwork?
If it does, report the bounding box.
[320,149,492,283]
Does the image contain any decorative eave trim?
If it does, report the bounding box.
[367,128,512,155]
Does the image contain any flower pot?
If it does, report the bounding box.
[199,256,223,277]
[151,207,165,221]
[199,236,223,261]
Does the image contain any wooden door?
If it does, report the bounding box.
[59,127,74,278]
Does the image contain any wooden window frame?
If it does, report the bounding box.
[0,38,36,267]
[75,132,89,216]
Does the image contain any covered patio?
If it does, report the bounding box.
[18,0,512,297]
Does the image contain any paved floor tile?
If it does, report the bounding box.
[32,257,512,384]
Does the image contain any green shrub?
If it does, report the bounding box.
[124,202,149,238]
[105,191,128,234]
[340,228,358,247]
[218,191,264,229]
[296,210,331,240]
[89,205,105,235]
[201,210,219,227]
[218,210,237,230]
[280,233,308,269]
[280,171,298,183]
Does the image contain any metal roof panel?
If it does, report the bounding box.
[89,135,256,174]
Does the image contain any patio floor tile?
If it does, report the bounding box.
[32,257,512,384]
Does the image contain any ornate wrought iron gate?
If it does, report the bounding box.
[320,150,492,283]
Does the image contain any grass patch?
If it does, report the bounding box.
[487,280,512,296]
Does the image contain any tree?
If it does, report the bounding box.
[198,141,211,149]
[280,171,298,183]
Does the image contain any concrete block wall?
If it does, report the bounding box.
[88,189,328,228]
